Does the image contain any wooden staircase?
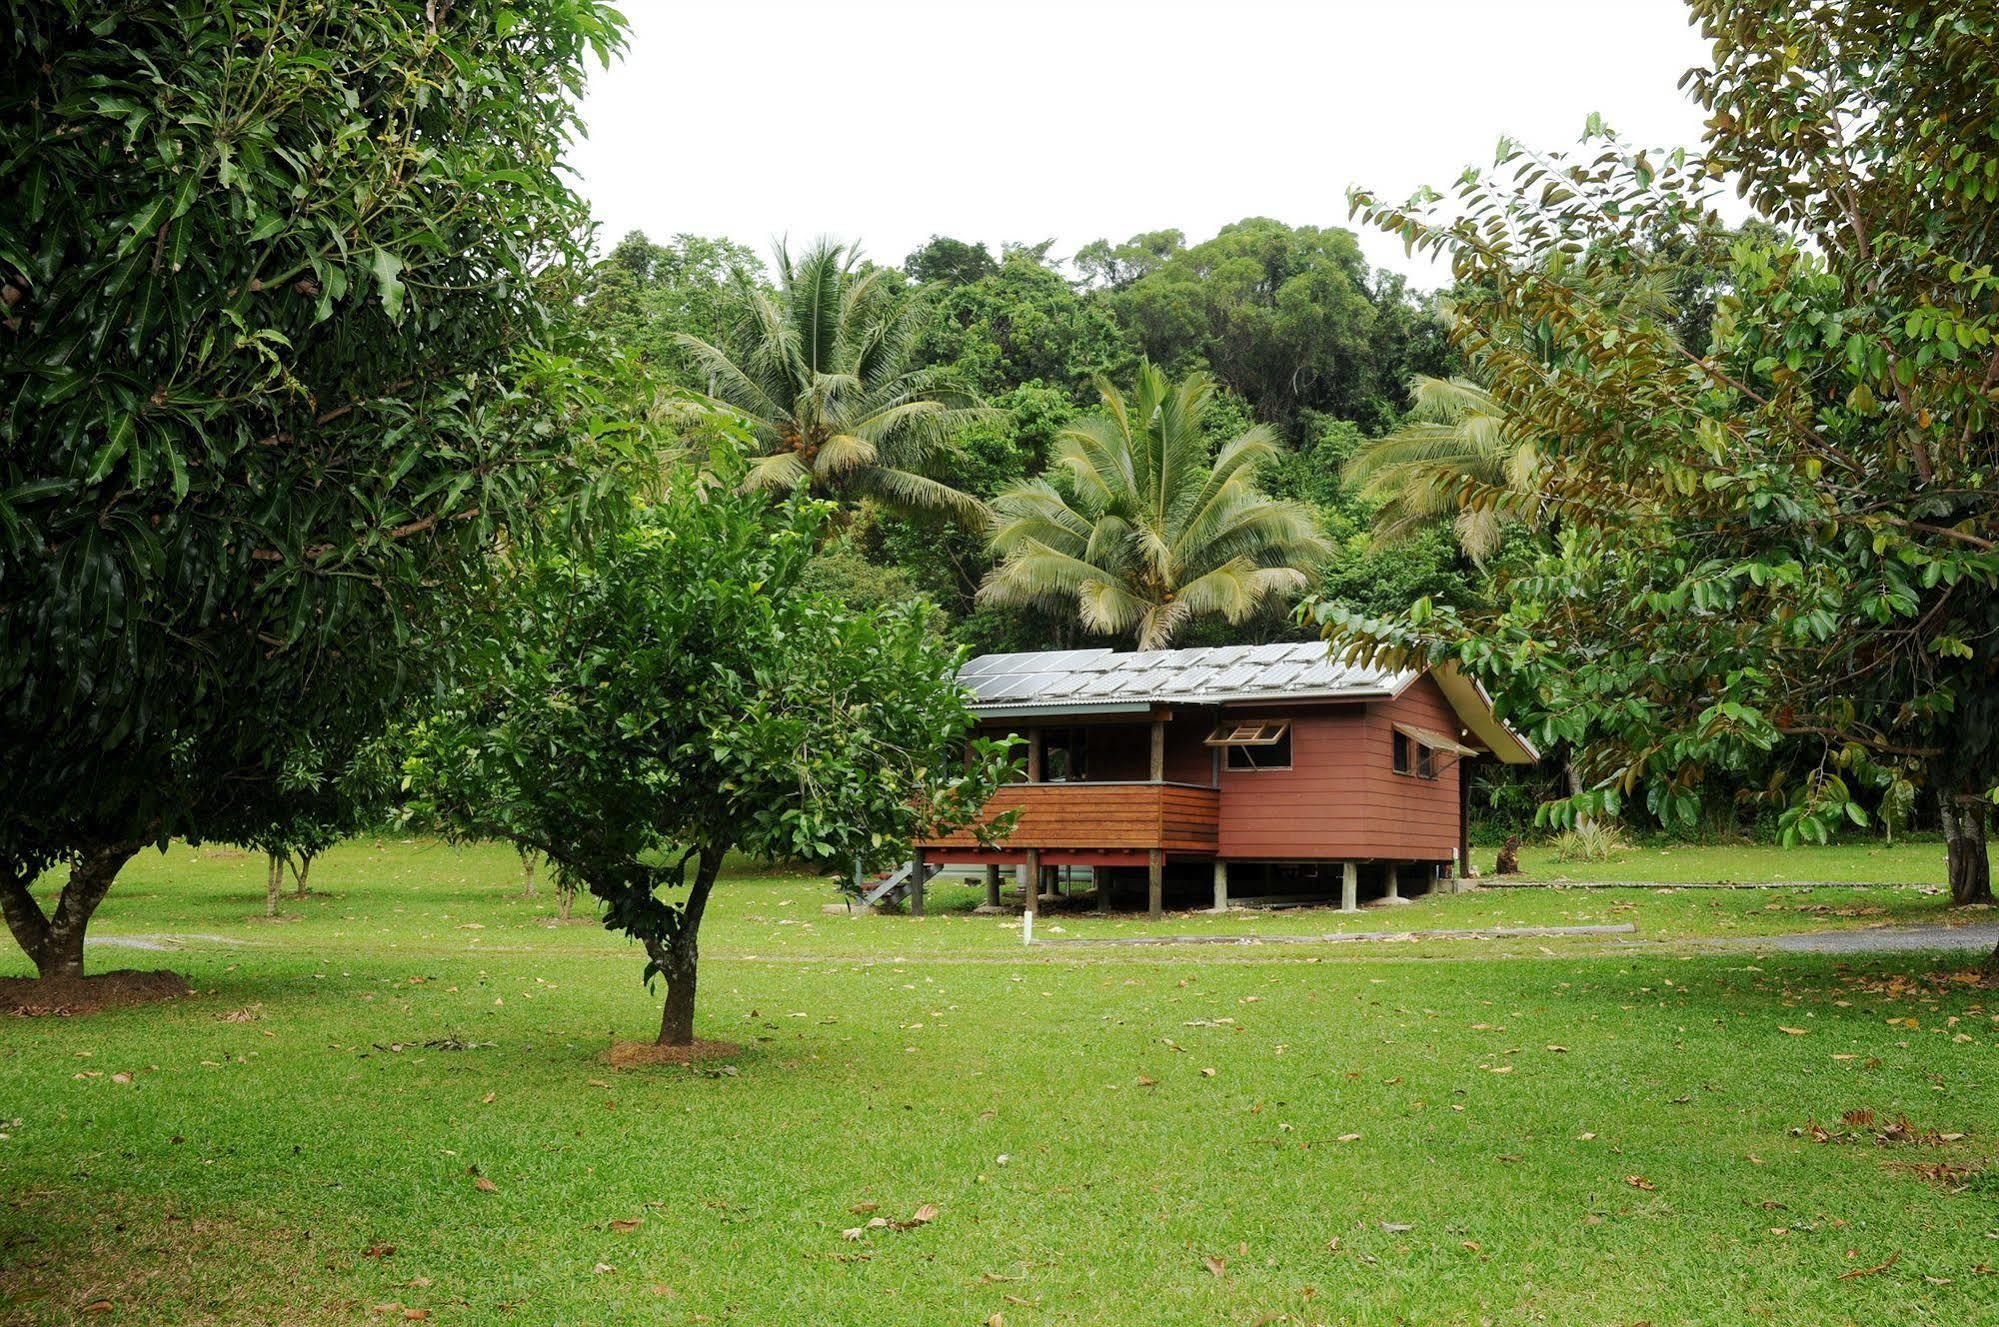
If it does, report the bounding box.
[855,859,941,910]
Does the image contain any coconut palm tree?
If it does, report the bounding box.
[673,240,990,520]
[1341,374,1540,563]
[978,365,1330,648]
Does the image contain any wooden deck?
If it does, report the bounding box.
[919,781,1220,857]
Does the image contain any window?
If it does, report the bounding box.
[1394,723,1468,779]
[1207,720,1292,771]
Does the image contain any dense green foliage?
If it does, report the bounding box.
[981,366,1329,648]
[1328,2,1999,901]
[0,0,632,977]
[404,474,1014,1043]
[576,221,1462,654]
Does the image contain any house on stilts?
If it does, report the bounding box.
[891,642,1537,918]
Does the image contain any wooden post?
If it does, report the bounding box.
[1149,718,1166,783]
[1024,849,1041,917]
[1340,861,1358,913]
[1148,849,1165,921]
[1385,863,1400,902]
[1027,728,1044,782]
[909,848,926,918]
[1095,865,1109,913]
[983,863,1001,910]
[1212,859,1229,912]
[1458,754,1473,884]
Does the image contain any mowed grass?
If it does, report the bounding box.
[2,840,1997,1326]
[1509,836,1970,886]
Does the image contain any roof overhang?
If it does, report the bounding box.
[1432,662,1540,765]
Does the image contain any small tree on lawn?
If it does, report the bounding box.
[405,474,1015,1046]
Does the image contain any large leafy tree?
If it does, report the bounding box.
[980,365,1330,648]
[1091,218,1451,433]
[674,240,992,520]
[908,245,1138,401]
[1330,2,1999,914]
[405,474,1014,1046]
[0,1,631,979]
[581,230,767,386]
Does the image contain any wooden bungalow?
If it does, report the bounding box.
[907,643,1537,919]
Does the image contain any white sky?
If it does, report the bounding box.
[572,0,1718,285]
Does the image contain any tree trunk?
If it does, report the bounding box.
[556,877,574,921]
[265,851,284,918]
[520,848,538,898]
[1565,760,1594,830]
[1,843,138,980]
[1941,792,1993,906]
[656,845,727,1047]
[289,852,313,900]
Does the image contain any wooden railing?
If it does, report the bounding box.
[919,781,1220,854]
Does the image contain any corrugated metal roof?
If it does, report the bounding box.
[959,643,1415,714]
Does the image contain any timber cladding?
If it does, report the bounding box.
[921,781,1220,853]
[1216,675,1463,863]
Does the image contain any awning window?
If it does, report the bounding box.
[1204,720,1291,748]
[1393,723,1478,757]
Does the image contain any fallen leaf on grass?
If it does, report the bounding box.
[1336,1133,1362,1143]
[1202,1255,1227,1277]
[473,1176,497,1193]
[592,1262,613,1275]
[1380,1222,1414,1234]
[1200,1067,1217,1078]
[403,1312,429,1322]
[1837,1251,1901,1280]
[79,1303,115,1315]
[1778,1026,1809,1036]
[908,1203,940,1226]
[985,1315,1004,1327]
[609,1218,643,1233]
[849,1202,879,1214]
[1625,1176,1657,1191]
[480,1092,496,1105]
[364,1243,397,1258]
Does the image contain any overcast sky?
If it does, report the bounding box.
[572,0,1718,285]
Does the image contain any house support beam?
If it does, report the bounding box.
[1340,861,1358,914]
[909,847,926,918]
[1147,848,1165,921]
[1027,728,1044,782]
[1149,718,1166,783]
[1385,863,1401,903]
[983,863,1002,910]
[1023,849,1041,918]
[1212,860,1229,912]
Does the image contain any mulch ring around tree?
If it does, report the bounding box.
[603,1039,742,1070]
[1,970,192,1017]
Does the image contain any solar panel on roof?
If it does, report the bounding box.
[956,641,1406,711]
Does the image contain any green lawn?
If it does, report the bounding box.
[1507,837,1971,886]
[4,840,1998,1325]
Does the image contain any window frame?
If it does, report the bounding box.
[1210,719,1293,772]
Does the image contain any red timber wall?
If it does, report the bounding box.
[1216,674,1464,863]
